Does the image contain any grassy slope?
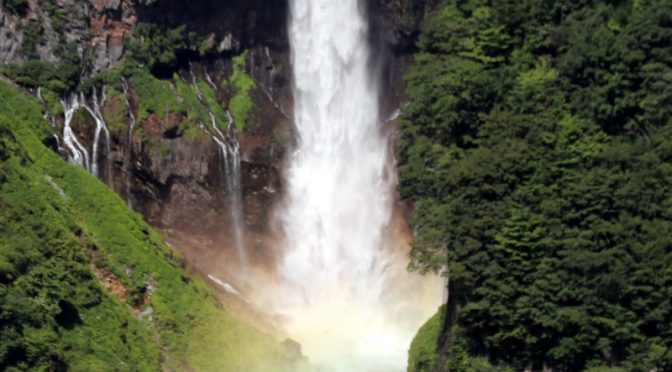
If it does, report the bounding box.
[407,307,443,371]
[0,80,300,371]
[408,307,504,372]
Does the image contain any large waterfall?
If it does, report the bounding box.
[265,0,441,370]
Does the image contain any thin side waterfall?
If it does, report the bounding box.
[190,68,248,276]
[121,77,137,207]
[81,87,111,179]
[61,94,90,170]
[250,48,291,120]
[204,68,218,92]
[259,0,442,370]
[58,88,112,179]
[220,111,247,278]
[121,78,136,152]
[213,132,248,278]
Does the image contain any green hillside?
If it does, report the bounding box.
[0,80,301,371]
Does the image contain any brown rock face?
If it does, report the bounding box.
[88,0,137,71]
[0,0,138,70]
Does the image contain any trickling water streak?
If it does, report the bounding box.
[81,87,111,179]
[223,132,247,277]
[262,0,442,370]
[190,67,248,276]
[61,94,90,170]
[252,49,291,120]
[209,112,226,139]
[189,65,206,102]
[121,78,136,152]
[212,133,248,277]
[121,77,137,207]
[207,274,242,296]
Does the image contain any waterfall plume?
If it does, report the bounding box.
[253,0,443,370]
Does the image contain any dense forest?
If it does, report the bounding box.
[402,0,672,370]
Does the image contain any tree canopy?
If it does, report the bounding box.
[401,0,672,370]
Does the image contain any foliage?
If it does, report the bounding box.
[18,20,44,60]
[229,52,255,132]
[44,0,69,36]
[101,87,131,133]
[0,82,159,371]
[409,307,506,372]
[39,87,63,117]
[401,0,672,370]
[2,0,27,14]
[127,67,179,122]
[3,44,82,94]
[408,306,444,371]
[0,81,303,371]
[126,23,204,77]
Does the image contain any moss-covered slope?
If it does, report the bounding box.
[0,80,302,371]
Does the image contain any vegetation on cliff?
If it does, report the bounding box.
[0,10,257,143]
[402,0,672,370]
[229,52,256,132]
[0,81,301,371]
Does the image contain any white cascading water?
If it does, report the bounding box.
[59,88,110,179]
[81,87,111,179]
[37,87,63,153]
[262,0,442,370]
[215,134,248,277]
[220,111,248,277]
[61,95,90,170]
[190,69,248,276]
[121,77,137,207]
[205,69,218,93]
[121,78,137,153]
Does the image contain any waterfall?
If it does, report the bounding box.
[250,48,291,120]
[61,94,90,170]
[121,77,137,207]
[214,130,248,278]
[81,87,110,179]
[190,67,248,276]
[204,69,218,92]
[121,78,136,153]
[220,110,247,277]
[263,0,441,370]
[58,88,111,179]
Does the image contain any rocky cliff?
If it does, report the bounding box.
[1,0,435,287]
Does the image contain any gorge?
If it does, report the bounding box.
[4,0,670,371]
[1,0,442,370]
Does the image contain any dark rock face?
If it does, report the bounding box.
[135,0,289,51]
[367,0,437,54]
[366,0,440,116]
